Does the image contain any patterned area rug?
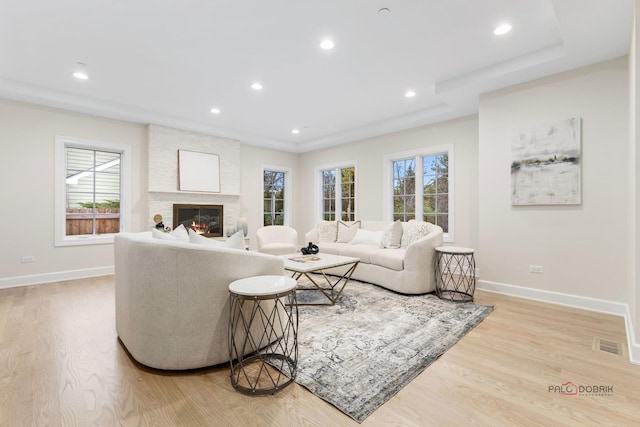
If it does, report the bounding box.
[293,279,494,423]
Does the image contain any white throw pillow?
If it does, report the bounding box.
[400,221,430,247]
[336,220,361,243]
[382,220,403,248]
[188,228,221,246]
[151,224,189,241]
[317,221,338,243]
[222,230,246,250]
[350,229,383,247]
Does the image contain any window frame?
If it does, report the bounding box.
[383,145,454,242]
[261,165,292,226]
[54,136,131,247]
[315,161,358,222]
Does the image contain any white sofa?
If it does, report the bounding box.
[114,231,284,370]
[304,220,443,294]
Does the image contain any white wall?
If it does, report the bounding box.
[296,116,479,248]
[631,0,640,354]
[239,144,299,250]
[478,57,630,303]
[0,99,147,286]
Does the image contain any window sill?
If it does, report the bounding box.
[55,234,116,247]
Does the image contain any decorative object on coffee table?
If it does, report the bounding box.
[228,275,298,395]
[434,246,476,302]
[300,242,319,255]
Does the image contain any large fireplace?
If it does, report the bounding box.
[173,204,223,237]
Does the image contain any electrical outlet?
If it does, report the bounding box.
[529,265,543,273]
[21,256,35,263]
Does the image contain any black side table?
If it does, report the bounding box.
[228,275,298,395]
[434,246,476,302]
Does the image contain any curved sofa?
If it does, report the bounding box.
[305,220,443,294]
[114,231,284,370]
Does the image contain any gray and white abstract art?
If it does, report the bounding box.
[511,117,582,205]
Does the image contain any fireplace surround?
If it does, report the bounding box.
[173,204,223,237]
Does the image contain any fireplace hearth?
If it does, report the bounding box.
[173,204,223,237]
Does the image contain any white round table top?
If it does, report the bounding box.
[435,246,475,254]
[229,275,297,296]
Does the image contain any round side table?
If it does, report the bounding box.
[434,246,476,302]
[228,275,298,395]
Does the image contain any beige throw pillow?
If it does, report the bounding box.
[317,221,338,243]
[400,221,431,247]
[382,220,403,248]
[188,228,221,246]
[222,230,246,250]
[151,224,189,241]
[336,220,361,243]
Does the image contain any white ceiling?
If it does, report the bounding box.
[0,0,633,153]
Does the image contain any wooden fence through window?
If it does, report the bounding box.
[66,208,120,235]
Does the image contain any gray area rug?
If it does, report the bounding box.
[293,280,494,423]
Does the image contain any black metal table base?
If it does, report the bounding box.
[435,251,476,303]
[228,290,298,395]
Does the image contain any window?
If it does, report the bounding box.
[318,163,357,221]
[55,136,130,246]
[385,146,453,241]
[262,167,291,226]
[392,158,416,221]
[422,153,449,231]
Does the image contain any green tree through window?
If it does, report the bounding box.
[320,166,356,221]
[263,170,286,225]
[423,154,448,233]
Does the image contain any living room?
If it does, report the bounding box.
[2,0,640,425]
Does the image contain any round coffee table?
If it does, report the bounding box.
[434,246,476,302]
[228,275,298,395]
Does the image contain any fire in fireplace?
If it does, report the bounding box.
[173,204,223,237]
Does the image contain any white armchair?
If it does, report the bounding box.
[256,225,299,255]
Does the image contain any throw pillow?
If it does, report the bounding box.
[400,221,431,247]
[336,220,361,243]
[382,220,403,248]
[222,230,246,250]
[350,229,383,247]
[151,224,189,241]
[317,220,338,243]
[188,228,221,246]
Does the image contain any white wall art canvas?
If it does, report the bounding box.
[178,149,220,193]
[511,117,581,205]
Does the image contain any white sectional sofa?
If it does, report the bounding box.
[304,220,443,294]
[114,229,284,370]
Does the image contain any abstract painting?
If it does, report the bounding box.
[511,117,581,205]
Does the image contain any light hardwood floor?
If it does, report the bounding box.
[1,275,639,426]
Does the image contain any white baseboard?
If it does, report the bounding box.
[478,279,640,365]
[0,266,114,290]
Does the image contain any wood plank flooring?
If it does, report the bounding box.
[1,276,639,426]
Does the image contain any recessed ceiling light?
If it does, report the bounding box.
[291,129,300,134]
[251,82,263,90]
[494,23,512,35]
[378,8,390,15]
[320,39,335,50]
[210,108,221,114]
[72,62,89,80]
[404,90,416,98]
